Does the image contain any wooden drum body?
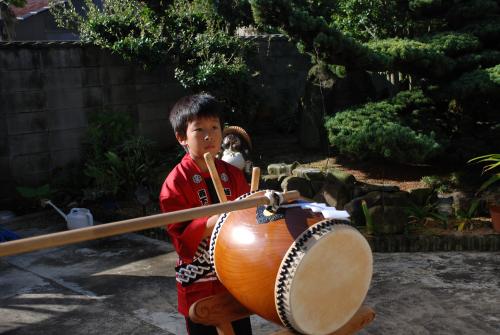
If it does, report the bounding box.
[209,191,373,335]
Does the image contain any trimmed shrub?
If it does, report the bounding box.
[421,32,481,57]
[448,64,500,98]
[325,90,442,163]
[366,38,454,78]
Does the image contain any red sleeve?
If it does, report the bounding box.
[159,172,206,261]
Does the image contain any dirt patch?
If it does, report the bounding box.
[294,155,455,191]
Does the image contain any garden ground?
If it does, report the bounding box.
[251,131,499,235]
[250,129,473,195]
[252,131,456,192]
[0,212,499,335]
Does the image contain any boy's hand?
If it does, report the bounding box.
[203,214,220,238]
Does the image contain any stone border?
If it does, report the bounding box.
[365,234,500,252]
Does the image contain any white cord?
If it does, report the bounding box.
[280,202,350,220]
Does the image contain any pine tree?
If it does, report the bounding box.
[250,0,500,163]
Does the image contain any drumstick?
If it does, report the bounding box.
[0,190,300,258]
[204,152,228,203]
[250,167,260,192]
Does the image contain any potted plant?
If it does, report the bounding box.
[468,154,500,232]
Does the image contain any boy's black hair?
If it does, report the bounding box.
[169,93,223,137]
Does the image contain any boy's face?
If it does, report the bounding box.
[176,116,222,164]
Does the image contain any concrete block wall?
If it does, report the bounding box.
[0,42,183,204]
[0,37,309,205]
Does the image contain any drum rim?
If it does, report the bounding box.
[274,220,372,334]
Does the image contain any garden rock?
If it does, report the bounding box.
[409,188,435,207]
[325,168,356,186]
[310,180,326,194]
[292,167,324,180]
[281,176,314,199]
[313,181,351,209]
[267,162,299,176]
[260,175,281,191]
[344,191,411,226]
[344,198,365,226]
[352,182,400,198]
[358,191,411,208]
[369,205,407,234]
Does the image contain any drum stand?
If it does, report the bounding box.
[189,292,375,335]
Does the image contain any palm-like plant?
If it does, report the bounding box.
[469,154,500,232]
[468,154,500,192]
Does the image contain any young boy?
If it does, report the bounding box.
[159,93,252,335]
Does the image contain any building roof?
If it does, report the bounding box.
[10,0,50,20]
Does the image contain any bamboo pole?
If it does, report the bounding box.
[204,152,228,202]
[0,191,300,258]
[250,167,260,192]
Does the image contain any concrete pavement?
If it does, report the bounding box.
[1,214,499,335]
[360,253,500,335]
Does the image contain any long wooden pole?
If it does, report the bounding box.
[0,191,299,258]
[204,152,228,202]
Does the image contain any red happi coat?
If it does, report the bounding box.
[159,154,249,316]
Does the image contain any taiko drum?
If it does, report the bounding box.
[209,190,373,335]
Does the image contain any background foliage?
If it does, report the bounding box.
[82,111,158,200]
[50,0,255,122]
[50,0,499,165]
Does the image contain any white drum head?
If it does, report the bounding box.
[275,221,373,335]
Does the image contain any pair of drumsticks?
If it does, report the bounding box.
[203,152,260,203]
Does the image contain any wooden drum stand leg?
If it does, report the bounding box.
[189,292,375,335]
[189,292,252,335]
